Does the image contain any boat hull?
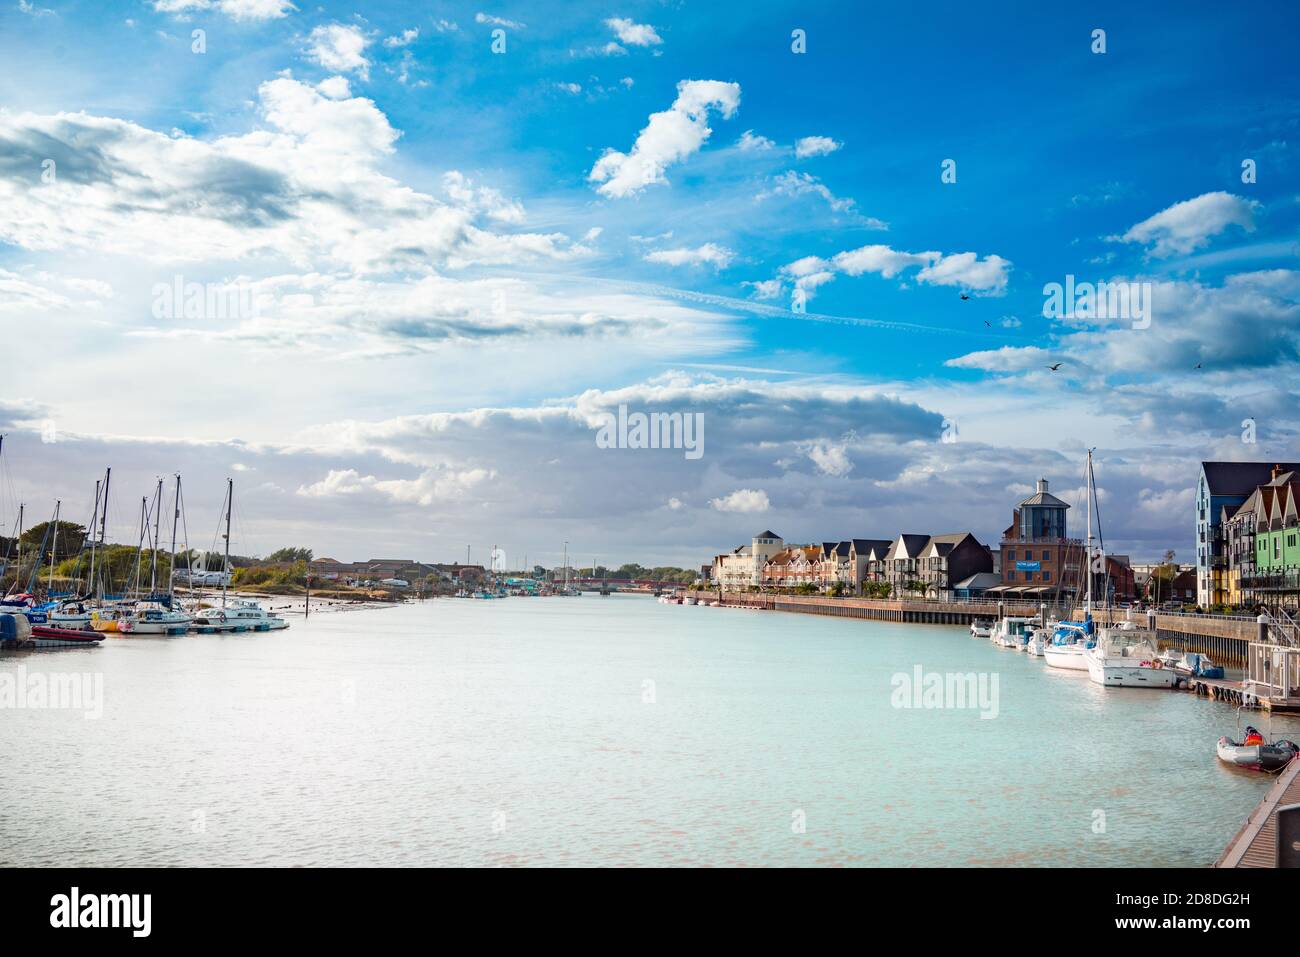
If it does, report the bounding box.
[1216,737,1299,772]
[1085,657,1178,688]
[1043,646,1089,671]
[27,625,105,647]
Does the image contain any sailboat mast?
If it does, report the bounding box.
[221,477,232,609]
[169,474,181,602]
[48,500,61,595]
[149,478,163,593]
[87,479,101,599]
[15,502,23,593]
[98,467,111,599]
[1084,450,1094,615]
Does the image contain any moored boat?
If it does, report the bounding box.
[970,618,993,639]
[1216,727,1299,772]
[1084,625,1177,688]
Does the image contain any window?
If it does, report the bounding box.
[1043,570,1051,581]
[1008,571,1016,581]
[1007,550,1016,561]
[1043,550,1051,561]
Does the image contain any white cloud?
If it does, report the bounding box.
[744,278,783,300]
[807,440,853,476]
[794,135,841,159]
[831,244,1011,293]
[589,79,741,198]
[153,0,295,22]
[604,17,662,47]
[736,130,775,151]
[475,12,524,29]
[1114,191,1258,258]
[710,488,770,513]
[644,243,735,269]
[383,28,418,48]
[316,75,351,99]
[755,171,875,222]
[555,82,582,95]
[306,24,371,79]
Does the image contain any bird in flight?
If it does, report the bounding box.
[1046,362,1063,371]
[983,320,990,327]
[1194,362,1202,369]
[960,294,970,301]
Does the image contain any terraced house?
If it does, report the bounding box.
[1228,466,1300,608]
[1196,461,1300,607]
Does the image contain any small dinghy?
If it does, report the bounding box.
[1216,726,1299,772]
[26,624,105,647]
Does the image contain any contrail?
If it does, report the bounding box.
[506,270,1023,341]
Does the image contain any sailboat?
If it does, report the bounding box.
[189,478,287,633]
[1044,450,1102,672]
[120,477,192,636]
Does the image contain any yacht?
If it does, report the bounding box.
[1026,628,1048,657]
[122,601,192,636]
[1084,624,1177,688]
[224,598,290,631]
[991,616,1035,649]
[1042,620,1094,670]
[970,618,993,639]
[47,599,92,631]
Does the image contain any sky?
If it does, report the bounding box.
[0,1,1297,568]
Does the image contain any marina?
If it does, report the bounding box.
[3,594,1297,867]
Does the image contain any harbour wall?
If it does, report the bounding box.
[689,591,1261,666]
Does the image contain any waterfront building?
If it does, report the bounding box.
[993,478,1082,600]
[877,534,932,597]
[712,531,785,590]
[1230,466,1300,607]
[1196,461,1300,607]
[916,532,995,599]
[761,544,820,589]
[849,539,892,593]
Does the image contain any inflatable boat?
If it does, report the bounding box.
[1216,729,1299,772]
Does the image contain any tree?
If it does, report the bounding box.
[19,520,87,562]
[267,546,313,563]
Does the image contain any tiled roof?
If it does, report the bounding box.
[1201,462,1300,496]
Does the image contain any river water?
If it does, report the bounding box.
[2,595,1293,867]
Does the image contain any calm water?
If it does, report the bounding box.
[2,595,1294,867]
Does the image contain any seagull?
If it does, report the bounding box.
[983,320,991,327]
[1046,362,1063,371]
[1194,362,1202,369]
[960,294,970,301]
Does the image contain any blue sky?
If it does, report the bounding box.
[0,1,1298,567]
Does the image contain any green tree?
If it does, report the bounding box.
[266,546,313,563]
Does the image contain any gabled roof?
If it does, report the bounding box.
[851,538,892,560]
[1201,462,1300,496]
[886,533,931,561]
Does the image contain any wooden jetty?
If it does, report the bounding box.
[1216,758,1300,868]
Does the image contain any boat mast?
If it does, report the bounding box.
[149,478,163,594]
[14,502,23,595]
[1084,449,1094,617]
[87,478,101,599]
[48,499,61,596]
[221,477,232,609]
[169,474,181,604]
[100,468,111,596]
[562,540,568,592]
[131,496,146,598]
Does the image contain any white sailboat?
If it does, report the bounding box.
[1044,450,1105,672]
[122,477,192,636]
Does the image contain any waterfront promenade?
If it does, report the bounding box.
[688,591,1261,667]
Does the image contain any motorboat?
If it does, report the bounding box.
[121,601,192,636]
[190,607,238,633]
[1216,727,1299,772]
[1175,652,1225,680]
[1026,628,1047,657]
[1043,620,1094,671]
[1084,625,1177,688]
[2,612,104,648]
[970,618,993,639]
[226,599,289,630]
[991,616,1035,649]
